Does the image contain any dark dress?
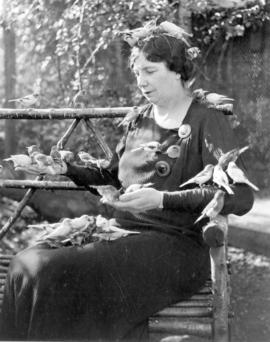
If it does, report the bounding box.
[0,100,254,341]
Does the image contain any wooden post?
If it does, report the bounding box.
[209,216,230,342]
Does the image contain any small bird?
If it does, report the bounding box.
[50,145,63,165]
[34,153,54,168]
[118,106,140,127]
[179,164,214,188]
[218,146,249,169]
[213,164,234,195]
[91,185,121,202]
[227,161,259,191]
[193,89,234,107]
[158,21,192,46]
[9,92,39,107]
[71,89,88,108]
[3,154,32,168]
[58,150,75,163]
[132,141,162,153]
[27,145,42,162]
[117,20,157,47]
[78,151,97,166]
[33,215,94,242]
[125,182,154,193]
[195,190,225,223]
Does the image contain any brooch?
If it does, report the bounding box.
[155,160,171,177]
[166,145,181,159]
[178,124,191,139]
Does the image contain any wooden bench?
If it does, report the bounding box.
[0,107,232,341]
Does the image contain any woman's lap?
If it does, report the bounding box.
[0,230,210,340]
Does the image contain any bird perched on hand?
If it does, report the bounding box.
[213,164,234,195]
[9,92,40,107]
[92,185,121,202]
[227,161,259,191]
[3,154,32,168]
[179,164,214,188]
[78,151,99,167]
[218,145,249,169]
[195,190,225,223]
[125,182,154,193]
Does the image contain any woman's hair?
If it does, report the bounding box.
[129,34,195,82]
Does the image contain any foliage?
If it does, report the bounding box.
[191,1,269,46]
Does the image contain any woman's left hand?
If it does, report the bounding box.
[104,187,163,213]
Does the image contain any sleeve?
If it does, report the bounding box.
[163,109,254,216]
[65,133,127,191]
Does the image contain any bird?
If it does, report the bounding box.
[227,161,259,191]
[26,145,42,163]
[125,182,154,193]
[117,20,157,47]
[8,92,40,107]
[193,89,234,107]
[71,89,89,108]
[50,145,63,165]
[195,190,225,223]
[179,164,214,188]
[3,154,33,168]
[77,151,95,164]
[94,215,140,241]
[32,215,94,242]
[34,153,54,168]
[118,106,140,127]
[158,21,192,46]
[58,150,75,163]
[218,146,249,169]
[213,164,234,195]
[132,141,162,153]
[91,185,121,202]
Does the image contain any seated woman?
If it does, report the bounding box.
[0,21,254,341]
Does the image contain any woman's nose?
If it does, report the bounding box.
[137,75,148,88]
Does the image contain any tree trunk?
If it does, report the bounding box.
[3,0,17,157]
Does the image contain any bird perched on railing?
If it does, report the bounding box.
[213,164,234,194]
[8,92,40,107]
[195,190,225,223]
[50,145,63,165]
[227,161,259,191]
[3,154,32,169]
[179,164,214,188]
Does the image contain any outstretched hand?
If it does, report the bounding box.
[103,187,164,213]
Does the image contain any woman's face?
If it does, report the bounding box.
[132,51,181,106]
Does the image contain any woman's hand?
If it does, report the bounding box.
[104,187,164,213]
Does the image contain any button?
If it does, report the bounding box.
[166,145,181,159]
[178,124,191,138]
[155,161,171,177]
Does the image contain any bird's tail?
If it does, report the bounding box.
[8,99,19,102]
[223,184,234,195]
[179,179,192,188]
[246,180,259,191]
[194,213,205,224]
[239,145,249,155]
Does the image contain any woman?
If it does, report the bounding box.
[0,21,254,341]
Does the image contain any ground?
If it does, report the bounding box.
[154,247,270,342]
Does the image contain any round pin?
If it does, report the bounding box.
[155,160,171,177]
[166,145,181,159]
[178,124,191,139]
